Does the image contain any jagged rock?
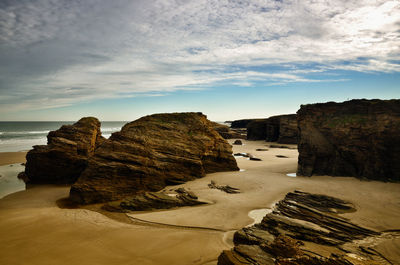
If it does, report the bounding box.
[208,180,240,194]
[246,115,297,144]
[297,99,400,181]
[212,122,246,139]
[70,113,239,204]
[233,140,243,145]
[218,190,381,265]
[104,189,206,212]
[23,117,103,184]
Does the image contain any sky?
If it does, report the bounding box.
[0,0,399,121]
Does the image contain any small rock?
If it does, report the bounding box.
[250,157,262,161]
[208,181,240,194]
[233,140,243,145]
[256,148,269,151]
[276,155,288,158]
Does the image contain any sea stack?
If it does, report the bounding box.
[297,99,400,181]
[24,117,104,184]
[70,112,239,204]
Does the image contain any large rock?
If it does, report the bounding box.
[24,117,103,184]
[246,114,297,144]
[230,119,256,128]
[297,99,400,181]
[70,113,239,204]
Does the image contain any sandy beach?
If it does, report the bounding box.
[0,140,399,265]
[0,151,27,166]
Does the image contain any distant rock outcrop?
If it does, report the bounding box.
[246,114,297,144]
[70,113,239,204]
[297,99,400,181]
[230,119,255,128]
[24,117,103,184]
[211,122,246,139]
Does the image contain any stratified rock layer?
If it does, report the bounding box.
[246,114,297,144]
[297,99,400,181]
[70,113,239,204]
[218,191,382,265]
[24,117,103,184]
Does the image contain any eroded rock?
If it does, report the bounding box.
[70,113,239,204]
[297,99,400,181]
[24,117,103,184]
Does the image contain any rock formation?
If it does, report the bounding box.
[231,119,256,128]
[104,189,205,212]
[212,122,246,139]
[23,117,103,184]
[218,191,384,265]
[297,99,400,181]
[70,113,239,204]
[246,115,297,144]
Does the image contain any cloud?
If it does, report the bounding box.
[0,0,399,113]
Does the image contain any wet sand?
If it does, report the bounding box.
[0,151,27,166]
[0,140,399,265]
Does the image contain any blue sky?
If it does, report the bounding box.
[0,0,399,121]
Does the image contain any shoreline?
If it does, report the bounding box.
[0,141,399,264]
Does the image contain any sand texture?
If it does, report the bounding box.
[0,152,27,166]
[0,140,399,265]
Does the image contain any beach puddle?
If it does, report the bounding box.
[287,173,296,177]
[247,208,272,226]
[0,163,25,199]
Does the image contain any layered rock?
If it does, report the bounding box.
[231,119,256,128]
[218,191,383,265]
[297,99,400,181]
[23,117,103,184]
[70,112,239,204]
[246,114,297,144]
[212,122,246,139]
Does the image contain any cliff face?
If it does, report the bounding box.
[246,114,297,144]
[211,122,246,139]
[70,113,239,204]
[230,119,255,128]
[297,99,400,181]
[24,117,103,184]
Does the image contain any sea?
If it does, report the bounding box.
[0,121,127,152]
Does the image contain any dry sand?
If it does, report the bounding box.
[0,140,399,265]
[0,151,27,166]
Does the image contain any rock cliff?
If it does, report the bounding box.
[246,114,297,144]
[297,99,400,181]
[211,122,246,139]
[70,112,239,204]
[24,117,103,184]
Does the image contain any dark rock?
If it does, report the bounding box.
[233,140,243,145]
[208,180,240,194]
[70,113,239,204]
[218,190,381,265]
[297,99,400,181]
[256,149,269,151]
[212,122,246,139]
[104,190,206,212]
[275,155,288,158]
[234,153,250,157]
[269,144,296,149]
[23,117,103,184]
[249,157,262,161]
[246,114,298,144]
[231,119,257,128]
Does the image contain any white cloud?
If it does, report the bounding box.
[0,0,399,113]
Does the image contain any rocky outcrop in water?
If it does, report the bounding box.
[70,113,239,204]
[218,191,384,265]
[23,117,103,184]
[246,115,297,144]
[297,99,400,181]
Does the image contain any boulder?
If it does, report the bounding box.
[24,117,103,184]
[297,99,400,181]
[233,140,243,145]
[70,113,239,204]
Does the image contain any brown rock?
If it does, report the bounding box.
[297,99,400,181]
[233,140,243,145]
[70,113,239,204]
[212,122,246,139]
[24,117,103,184]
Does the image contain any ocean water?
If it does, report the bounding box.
[0,121,127,152]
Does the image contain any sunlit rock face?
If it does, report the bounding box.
[297,99,400,181]
[24,117,104,184]
[70,112,239,204]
